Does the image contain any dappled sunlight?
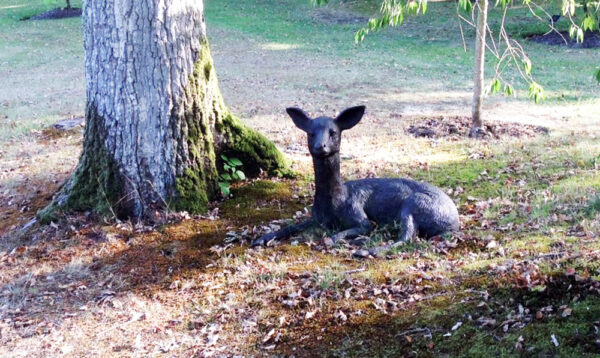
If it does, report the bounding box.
[552,172,600,195]
[260,42,302,51]
[0,133,80,235]
[503,234,564,254]
[485,98,600,133]
[370,89,472,104]
[366,89,600,134]
[0,4,26,10]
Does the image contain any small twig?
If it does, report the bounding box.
[344,267,367,275]
[395,327,432,337]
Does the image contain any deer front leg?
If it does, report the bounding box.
[251,219,317,247]
[330,207,372,243]
[353,212,416,258]
[330,224,371,243]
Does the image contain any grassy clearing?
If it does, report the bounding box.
[208,0,600,100]
[1,0,600,356]
[0,0,84,141]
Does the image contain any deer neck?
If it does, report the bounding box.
[313,153,345,209]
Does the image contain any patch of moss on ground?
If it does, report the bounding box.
[219,180,306,224]
[586,196,600,217]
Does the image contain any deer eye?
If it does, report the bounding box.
[308,132,315,138]
[329,129,336,137]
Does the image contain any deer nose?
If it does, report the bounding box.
[314,143,326,151]
[312,143,329,156]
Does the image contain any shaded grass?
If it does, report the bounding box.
[1,130,599,355]
[0,0,84,141]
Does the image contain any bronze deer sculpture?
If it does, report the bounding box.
[252,106,459,256]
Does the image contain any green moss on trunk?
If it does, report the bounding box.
[39,104,126,222]
[171,40,292,213]
[217,113,292,178]
[170,40,220,213]
[173,168,210,213]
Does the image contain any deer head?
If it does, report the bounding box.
[286,106,366,158]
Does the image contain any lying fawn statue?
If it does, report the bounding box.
[252,106,459,255]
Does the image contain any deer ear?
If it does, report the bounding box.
[335,105,365,130]
[286,107,312,133]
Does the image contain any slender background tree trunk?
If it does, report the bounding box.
[470,0,488,138]
[41,0,288,221]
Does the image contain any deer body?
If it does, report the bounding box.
[252,106,459,248]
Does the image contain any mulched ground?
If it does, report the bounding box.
[28,8,81,21]
[311,9,368,25]
[529,30,600,49]
[406,116,550,139]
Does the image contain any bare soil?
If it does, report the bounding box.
[27,8,82,21]
[406,115,550,139]
[310,8,368,25]
[529,30,600,49]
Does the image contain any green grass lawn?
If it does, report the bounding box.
[1,0,598,141]
[0,0,84,140]
[206,0,600,99]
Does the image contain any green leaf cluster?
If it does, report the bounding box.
[489,78,515,96]
[315,0,600,96]
[354,0,428,43]
[219,155,246,197]
[458,0,473,12]
[528,81,546,103]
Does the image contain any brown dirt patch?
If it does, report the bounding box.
[406,116,550,139]
[311,9,368,25]
[27,8,82,21]
[529,30,600,49]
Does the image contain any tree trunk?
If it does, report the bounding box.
[470,0,488,138]
[40,0,288,221]
[65,0,71,9]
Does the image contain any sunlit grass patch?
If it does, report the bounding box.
[553,172,600,195]
[504,234,561,254]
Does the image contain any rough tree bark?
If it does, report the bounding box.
[469,0,488,138]
[40,0,288,220]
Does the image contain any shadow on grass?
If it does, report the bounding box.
[272,273,600,357]
[0,179,307,322]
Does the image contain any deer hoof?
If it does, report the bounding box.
[251,232,276,247]
[349,236,369,247]
[323,237,335,247]
[352,249,371,259]
[368,245,389,257]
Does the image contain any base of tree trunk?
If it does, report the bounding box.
[39,113,291,223]
[39,34,292,222]
[171,111,293,215]
[468,126,488,139]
